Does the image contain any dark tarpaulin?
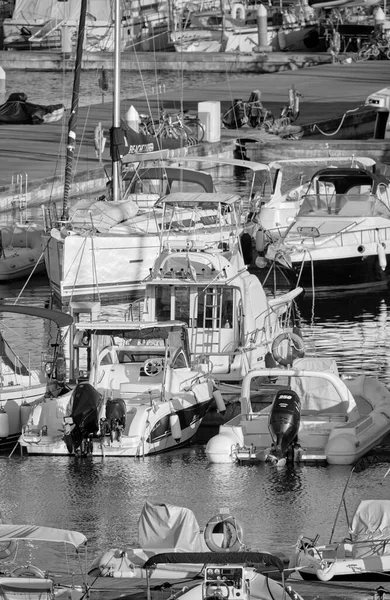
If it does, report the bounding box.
[142,552,285,572]
[0,305,73,328]
[110,121,184,161]
[0,92,64,125]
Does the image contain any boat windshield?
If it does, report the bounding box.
[297,193,390,218]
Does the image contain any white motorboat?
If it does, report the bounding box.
[89,501,246,580]
[19,320,214,457]
[0,304,73,451]
[205,356,390,465]
[142,242,303,388]
[255,156,377,240]
[264,166,390,293]
[0,224,46,281]
[142,553,304,600]
[289,466,390,581]
[0,523,88,600]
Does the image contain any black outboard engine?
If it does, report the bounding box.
[267,389,301,465]
[63,383,102,454]
[105,398,126,442]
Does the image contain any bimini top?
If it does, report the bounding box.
[0,524,87,549]
[75,320,187,337]
[143,551,285,572]
[157,192,241,209]
[126,166,214,194]
[0,304,73,327]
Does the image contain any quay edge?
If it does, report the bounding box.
[0,49,333,73]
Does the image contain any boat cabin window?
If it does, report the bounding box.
[155,286,190,324]
[171,348,189,369]
[298,193,382,217]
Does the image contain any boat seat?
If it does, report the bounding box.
[0,578,54,600]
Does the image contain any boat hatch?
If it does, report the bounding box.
[297,226,320,237]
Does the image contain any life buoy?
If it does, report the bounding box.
[12,565,45,578]
[231,2,246,20]
[271,332,305,367]
[204,514,244,552]
[0,541,17,559]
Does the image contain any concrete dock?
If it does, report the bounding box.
[0,56,389,197]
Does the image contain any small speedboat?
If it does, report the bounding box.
[142,552,304,600]
[89,501,246,580]
[206,356,390,465]
[289,466,390,581]
[0,304,73,451]
[264,166,390,293]
[0,523,88,600]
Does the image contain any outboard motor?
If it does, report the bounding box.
[267,389,301,465]
[105,398,126,442]
[63,383,102,454]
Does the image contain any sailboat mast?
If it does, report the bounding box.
[61,0,88,222]
[112,0,122,202]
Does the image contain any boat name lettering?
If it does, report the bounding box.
[128,143,155,154]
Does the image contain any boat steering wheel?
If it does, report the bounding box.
[143,358,164,376]
[205,582,230,599]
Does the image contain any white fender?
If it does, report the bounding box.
[169,413,182,442]
[0,407,9,438]
[213,389,226,413]
[256,229,266,252]
[377,242,387,271]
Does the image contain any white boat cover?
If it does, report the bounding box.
[0,524,87,549]
[137,502,206,552]
[350,499,390,558]
[290,357,358,416]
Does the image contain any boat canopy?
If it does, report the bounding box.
[157,192,241,208]
[75,320,187,338]
[290,357,358,417]
[169,156,270,174]
[350,499,390,558]
[0,305,73,327]
[143,551,285,572]
[126,167,214,194]
[0,524,87,549]
[138,502,206,552]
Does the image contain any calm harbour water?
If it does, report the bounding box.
[1,282,390,570]
[1,69,390,586]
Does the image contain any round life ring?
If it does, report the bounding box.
[12,565,45,578]
[231,2,246,20]
[204,514,244,552]
[0,541,17,559]
[271,332,304,367]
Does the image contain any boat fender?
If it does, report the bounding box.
[315,562,336,582]
[204,514,244,552]
[0,540,17,559]
[271,332,305,367]
[12,565,45,578]
[240,232,253,265]
[255,229,266,253]
[0,407,9,439]
[169,413,182,442]
[213,389,226,413]
[377,242,387,271]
